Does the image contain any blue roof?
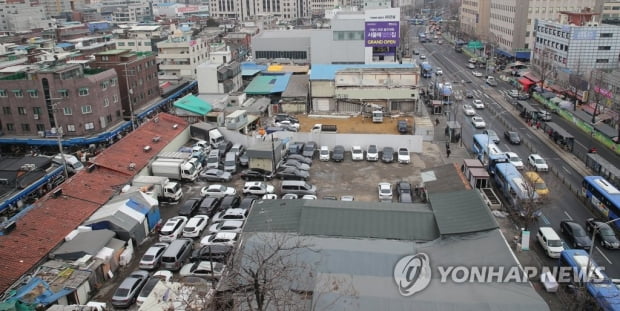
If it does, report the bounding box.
[244,73,292,94]
[155,2,176,6]
[310,64,415,80]
[241,62,268,76]
[56,43,74,48]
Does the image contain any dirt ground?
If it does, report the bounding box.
[294,115,413,134]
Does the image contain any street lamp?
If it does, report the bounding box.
[585,218,620,284]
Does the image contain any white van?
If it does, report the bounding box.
[319,146,329,161]
[281,180,317,196]
[52,154,84,174]
[223,151,237,173]
[206,150,220,169]
[536,227,564,258]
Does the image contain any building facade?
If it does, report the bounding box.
[0,64,122,137]
[99,0,152,23]
[157,36,209,79]
[207,0,310,20]
[114,25,166,53]
[91,49,160,119]
[460,0,490,41]
[0,0,53,33]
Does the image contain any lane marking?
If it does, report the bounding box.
[562,166,572,175]
[540,213,550,225]
[596,247,613,265]
[563,211,573,220]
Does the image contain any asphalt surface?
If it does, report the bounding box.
[412,27,620,278]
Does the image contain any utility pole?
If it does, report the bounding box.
[124,62,136,131]
[49,98,70,180]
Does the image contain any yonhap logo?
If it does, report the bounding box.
[393,253,432,296]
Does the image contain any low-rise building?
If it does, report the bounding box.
[157,36,209,79]
[114,25,167,53]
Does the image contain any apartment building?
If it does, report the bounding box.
[157,36,209,79]
[115,25,166,53]
[602,0,620,24]
[460,0,490,41]
[91,49,159,119]
[0,0,53,33]
[0,64,122,137]
[208,0,310,20]
[99,0,152,23]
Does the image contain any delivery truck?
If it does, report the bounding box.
[150,158,201,181]
[131,175,183,202]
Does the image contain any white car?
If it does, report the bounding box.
[242,181,275,195]
[319,146,330,161]
[528,154,549,172]
[153,270,173,282]
[469,58,477,64]
[212,208,248,223]
[139,242,169,270]
[471,116,486,129]
[262,193,278,200]
[463,104,475,116]
[180,261,226,279]
[302,195,318,200]
[397,147,410,164]
[200,232,238,247]
[351,146,364,161]
[508,89,519,98]
[436,68,443,75]
[201,184,236,198]
[275,120,300,129]
[472,99,484,109]
[367,145,379,161]
[419,54,426,59]
[505,152,524,170]
[467,63,476,69]
[182,215,209,238]
[378,182,393,201]
[159,216,188,242]
[472,71,483,77]
[208,220,244,234]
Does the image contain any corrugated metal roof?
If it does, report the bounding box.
[244,73,292,94]
[309,63,415,80]
[241,62,268,76]
[173,94,212,115]
[51,229,115,260]
[282,74,309,98]
[423,163,471,194]
[243,199,303,232]
[429,190,498,235]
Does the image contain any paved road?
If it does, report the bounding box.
[411,31,620,277]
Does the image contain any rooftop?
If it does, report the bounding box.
[244,73,292,95]
[310,63,416,80]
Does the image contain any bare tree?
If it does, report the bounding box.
[512,173,551,230]
[531,47,555,92]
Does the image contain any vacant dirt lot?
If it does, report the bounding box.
[294,115,413,134]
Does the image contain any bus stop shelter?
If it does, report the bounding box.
[540,122,574,151]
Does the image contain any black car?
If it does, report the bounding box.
[238,197,256,210]
[275,167,310,180]
[396,181,413,203]
[218,141,233,156]
[178,197,202,217]
[381,147,394,163]
[274,113,299,124]
[302,141,318,158]
[585,218,620,249]
[239,151,249,167]
[190,245,233,263]
[560,220,593,250]
[286,154,312,166]
[332,145,345,162]
[197,196,221,216]
[504,131,521,145]
[219,195,241,210]
[397,120,408,134]
[240,168,273,181]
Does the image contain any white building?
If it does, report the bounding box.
[114,25,165,53]
[207,0,310,20]
[533,19,620,76]
[157,35,209,79]
[100,0,152,23]
[153,3,209,17]
[0,0,53,33]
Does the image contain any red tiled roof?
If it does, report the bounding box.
[0,113,188,293]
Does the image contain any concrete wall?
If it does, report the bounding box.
[310,30,365,64]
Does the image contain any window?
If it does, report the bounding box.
[596,59,610,63]
[78,88,89,96]
[27,89,38,98]
[17,107,26,115]
[67,124,76,132]
[0,89,6,97]
[6,123,14,131]
[128,42,135,46]
[2,107,10,114]
[103,98,110,107]
[21,124,30,132]
[63,107,72,115]
[111,78,117,86]
[12,89,23,97]
[100,81,109,89]
[81,105,92,114]
[58,89,69,98]
[33,107,41,115]
[113,95,119,103]
[101,56,109,61]
[36,124,45,131]
[598,46,611,50]
[85,122,95,130]
[117,42,125,46]
[601,33,613,38]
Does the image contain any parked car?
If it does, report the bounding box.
[212,208,248,223]
[239,152,249,167]
[504,131,521,145]
[190,245,233,263]
[367,145,379,162]
[275,167,310,180]
[199,169,232,182]
[397,148,410,164]
[276,120,300,130]
[274,113,299,124]
[467,63,476,69]
[208,220,245,234]
[242,181,275,195]
[396,181,413,203]
[302,195,318,200]
[111,270,150,308]
[201,185,236,198]
[397,120,408,134]
[463,104,475,116]
[197,197,221,216]
[505,152,524,170]
[217,141,233,157]
[528,154,549,172]
[435,67,443,75]
[178,198,202,217]
[182,215,210,238]
[351,146,364,161]
[139,242,169,270]
[419,54,427,59]
[585,218,620,249]
[332,145,345,162]
[486,76,498,86]
[281,159,310,171]
[180,261,226,279]
[229,144,245,157]
[262,194,278,200]
[302,141,318,158]
[508,89,519,98]
[200,232,238,247]
[472,99,484,109]
[319,146,330,161]
[287,154,312,165]
[381,147,394,163]
[378,182,393,201]
[219,195,241,210]
[560,220,592,250]
[136,277,161,305]
[471,116,486,129]
[159,216,188,242]
[240,168,273,181]
[282,193,299,200]
[471,71,483,77]
[238,197,256,210]
[483,129,500,144]
[340,195,355,201]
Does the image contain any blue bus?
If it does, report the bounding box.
[559,249,620,311]
[585,153,620,189]
[495,163,540,215]
[420,62,432,78]
[582,176,620,229]
[472,134,508,173]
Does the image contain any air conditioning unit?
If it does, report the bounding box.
[33,114,39,119]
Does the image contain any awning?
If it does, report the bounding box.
[495,49,513,58]
[518,77,535,86]
[522,73,540,83]
[515,51,531,60]
[549,85,565,93]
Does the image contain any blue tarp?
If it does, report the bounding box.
[8,277,73,306]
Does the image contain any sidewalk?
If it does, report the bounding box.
[431,115,471,165]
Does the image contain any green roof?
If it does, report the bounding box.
[244,200,440,241]
[244,73,291,95]
[429,190,498,235]
[173,94,212,115]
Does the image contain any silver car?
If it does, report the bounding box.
[139,242,169,270]
[111,270,150,308]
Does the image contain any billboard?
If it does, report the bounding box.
[365,21,399,47]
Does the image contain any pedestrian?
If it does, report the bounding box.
[435,118,440,126]
[446,148,451,158]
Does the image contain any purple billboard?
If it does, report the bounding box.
[365,21,400,47]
